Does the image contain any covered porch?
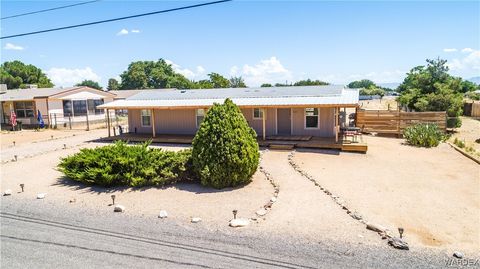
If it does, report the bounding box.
[101,133,367,153]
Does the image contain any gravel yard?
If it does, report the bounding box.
[1,130,478,257]
[292,136,480,255]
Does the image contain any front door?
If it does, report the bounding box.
[277,108,291,135]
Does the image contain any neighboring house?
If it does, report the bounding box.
[0,86,115,127]
[98,85,359,142]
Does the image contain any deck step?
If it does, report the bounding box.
[269,144,295,150]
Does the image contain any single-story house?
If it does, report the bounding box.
[0,86,115,128]
[98,85,359,142]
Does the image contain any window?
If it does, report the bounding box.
[141,110,151,127]
[15,101,35,118]
[253,108,264,120]
[87,99,104,115]
[73,100,87,116]
[63,100,73,116]
[196,109,205,128]
[305,108,319,128]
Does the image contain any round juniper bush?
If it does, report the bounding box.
[192,99,260,189]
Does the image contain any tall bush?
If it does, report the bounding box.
[58,141,193,187]
[192,99,260,189]
[403,123,444,148]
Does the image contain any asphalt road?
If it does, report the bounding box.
[1,197,455,269]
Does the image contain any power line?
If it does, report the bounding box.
[1,0,102,20]
[0,0,232,40]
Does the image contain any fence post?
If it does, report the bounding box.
[69,116,72,130]
[85,112,90,131]
[54,114,57,129]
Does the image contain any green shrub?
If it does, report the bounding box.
[58,141,193,187]
[192,99,260,189]
[447,117,462,128]
[403,123,444,148]
[453,138,465,148]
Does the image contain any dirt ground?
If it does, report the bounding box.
[359,97,398,110]
[293,136,480,255]
[2,129,478,255]
[449,116,480,157]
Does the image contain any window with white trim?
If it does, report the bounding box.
[305,108,319,128]
[196,109,205,128]
[141,110,151,127]
[253,108,263,120]
[15,101,34,118]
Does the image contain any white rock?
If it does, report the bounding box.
[36,193,47,199]
[229,218,250,227]
[158,210,168,219]
[256,208,267,216]
[453,251,464,259]
[366,223,386,233]
[113,205,125,212]
[3,189,12,196]
[191,217,202,223]
[270,197,277,203]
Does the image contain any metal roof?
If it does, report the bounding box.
[0,86,114,101]
[98,85,360,109]
[109,89,174,100]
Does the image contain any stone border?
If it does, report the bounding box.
[288,150,409,250]
[1,143,83,164]
[250,149,280,223]
[447,142,480,165]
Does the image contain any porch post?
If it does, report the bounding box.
[106,109,111,137]
[151,109,156,138]
[335,107,339,143]
[262,108,266,140]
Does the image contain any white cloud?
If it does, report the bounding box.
[165,59,206,80]
[131,29,140,33]
[117,29,129,36]
[443,48,457,53]
[46,67,101,87]
[230,57,292,87]
[448,48,480,72]
[4,43,24,50]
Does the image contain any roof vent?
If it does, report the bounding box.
[180,90,187,93]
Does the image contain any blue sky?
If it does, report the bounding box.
[1,0,479,88]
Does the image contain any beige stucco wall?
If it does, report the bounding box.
[127,107,336,137]
[241,108,276,137]
[128,109,198,135]
[291,107,335,137]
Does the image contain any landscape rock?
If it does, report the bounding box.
[113,205,125,212]
[453,251,464,259]
[366,223,385,233]
[191,217,202,223]
[388,237,409,250]
[350,212,363,220]
[3,189,12,196]
[69,198,76,203]
[158,210,168,219]
[264,201,273,208]
[229,218,250,227]
[270,197,277,203]
[256,208,267,216]
[36,193,47,199]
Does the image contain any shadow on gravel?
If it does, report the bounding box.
[52,176,240,195]
[295,148,341,155]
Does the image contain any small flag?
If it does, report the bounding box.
[10,111,17,127]
[37,110,45,128]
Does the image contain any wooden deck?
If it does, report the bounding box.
[102,133,367,153]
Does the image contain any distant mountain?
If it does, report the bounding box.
[376,82,401,90]
[467,76,480,84]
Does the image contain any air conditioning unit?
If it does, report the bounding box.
[0,84,7,93]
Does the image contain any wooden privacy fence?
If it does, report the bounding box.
[464,102,480,117]
[356,109,447,135]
